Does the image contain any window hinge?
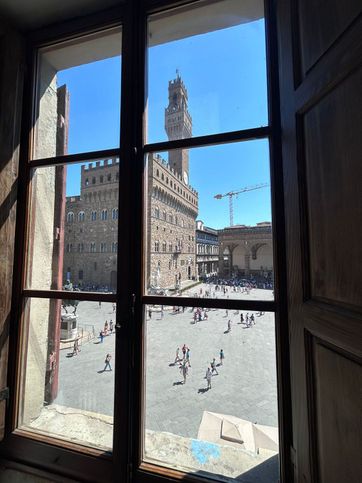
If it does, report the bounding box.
[0,387,9,402]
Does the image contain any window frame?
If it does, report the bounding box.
[2,1,293,483]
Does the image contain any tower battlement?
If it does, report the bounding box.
[81,158,119,172]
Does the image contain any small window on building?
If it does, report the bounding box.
[78,211,85,222]
[154,241,159,252]
[91,211,97,221]
[67,212,74,223]
[100,242,107,253]
[90,242,96,253]
[85,178,89,186]
[107,174,111,181]
[92,177,96,184]
[100,175,104,183]
[112,208,118,220]
[78,270,84,280]
[101,209,108,221]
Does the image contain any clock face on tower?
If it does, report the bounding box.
[183,171,188,185]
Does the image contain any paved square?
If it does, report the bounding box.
[56,286,278,443]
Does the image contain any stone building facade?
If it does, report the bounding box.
[63,159,119,290]
[196,220,219,279]
[147,75,198,290]
[218,222,273,278]
[64,74,198,290]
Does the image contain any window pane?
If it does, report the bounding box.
[25,158,119,292]
[19,298,116,451]
[143,305,279,481]
[33,27,121,159]
[145,140,274,300]
[147,0,267,143]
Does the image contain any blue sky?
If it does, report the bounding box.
[58,18,271,229]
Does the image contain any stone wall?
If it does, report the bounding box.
[147,154,198,289]
[21,59,59,424]
[63,160,119,289]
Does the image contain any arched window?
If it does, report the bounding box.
[78,211,85,222]
[112,208,118,220]
[155,206,159,218]
[168,213,173,223]
[101,209,108,220]
[100,242,107,253]
[112,242,118,253]
[154,241,159,252]
[67,212,74,223]
[162,242,166,252]
[85,178,89,186]
[90,242,96,253]
[163,210,166,220]
[78,243,84,252]
[91,211,97,221]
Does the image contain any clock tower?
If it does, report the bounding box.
[165,73,192,184]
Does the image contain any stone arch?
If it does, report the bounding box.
[249,242,273,271]
[232,244,248,271]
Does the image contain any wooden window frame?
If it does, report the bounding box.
[1,1,293,483]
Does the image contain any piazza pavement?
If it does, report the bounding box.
[55,284,278,441]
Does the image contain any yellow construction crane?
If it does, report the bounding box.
[214,183,269,226]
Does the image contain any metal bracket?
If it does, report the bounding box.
[0,387,9,402]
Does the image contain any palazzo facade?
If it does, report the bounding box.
[64,75,198,290]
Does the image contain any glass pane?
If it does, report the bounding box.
[144,140,274,300]
[33,27,121,159]
[143,305,279,481]
[19,298,116,451]
[147,0,267,143]
[26,158,119,292]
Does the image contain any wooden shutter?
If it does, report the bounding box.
[0,23,25,441]
[277,2,362,482]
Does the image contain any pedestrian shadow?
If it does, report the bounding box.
[198,388,209,394]
[216,363,222,367]
[94,341,102,344]
[173,381,183,386]
[169,362,177,367]
[224,330,230,334]
[97,370,105,374]
[66,353,75,358]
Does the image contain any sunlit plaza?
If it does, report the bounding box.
[26,284,278,480]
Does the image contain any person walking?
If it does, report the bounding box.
[72,338,80,356]
[175,347,181,363]
[186,348,191,367]
[182,344,187,360]
[104,320,109,335]
[240,313,244,324]
[206,367,212,390]
[99,330,104,343]
[103,353,112,371]
[211,358,218,375]
[227,319,231,332]
[109,320,114,334]
[219,349,225,366]
[180,361,188,384]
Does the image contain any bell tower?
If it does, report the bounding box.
[165,73,192,184]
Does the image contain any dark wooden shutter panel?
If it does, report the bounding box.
[0,23,25,441]
[277,2,362,481]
